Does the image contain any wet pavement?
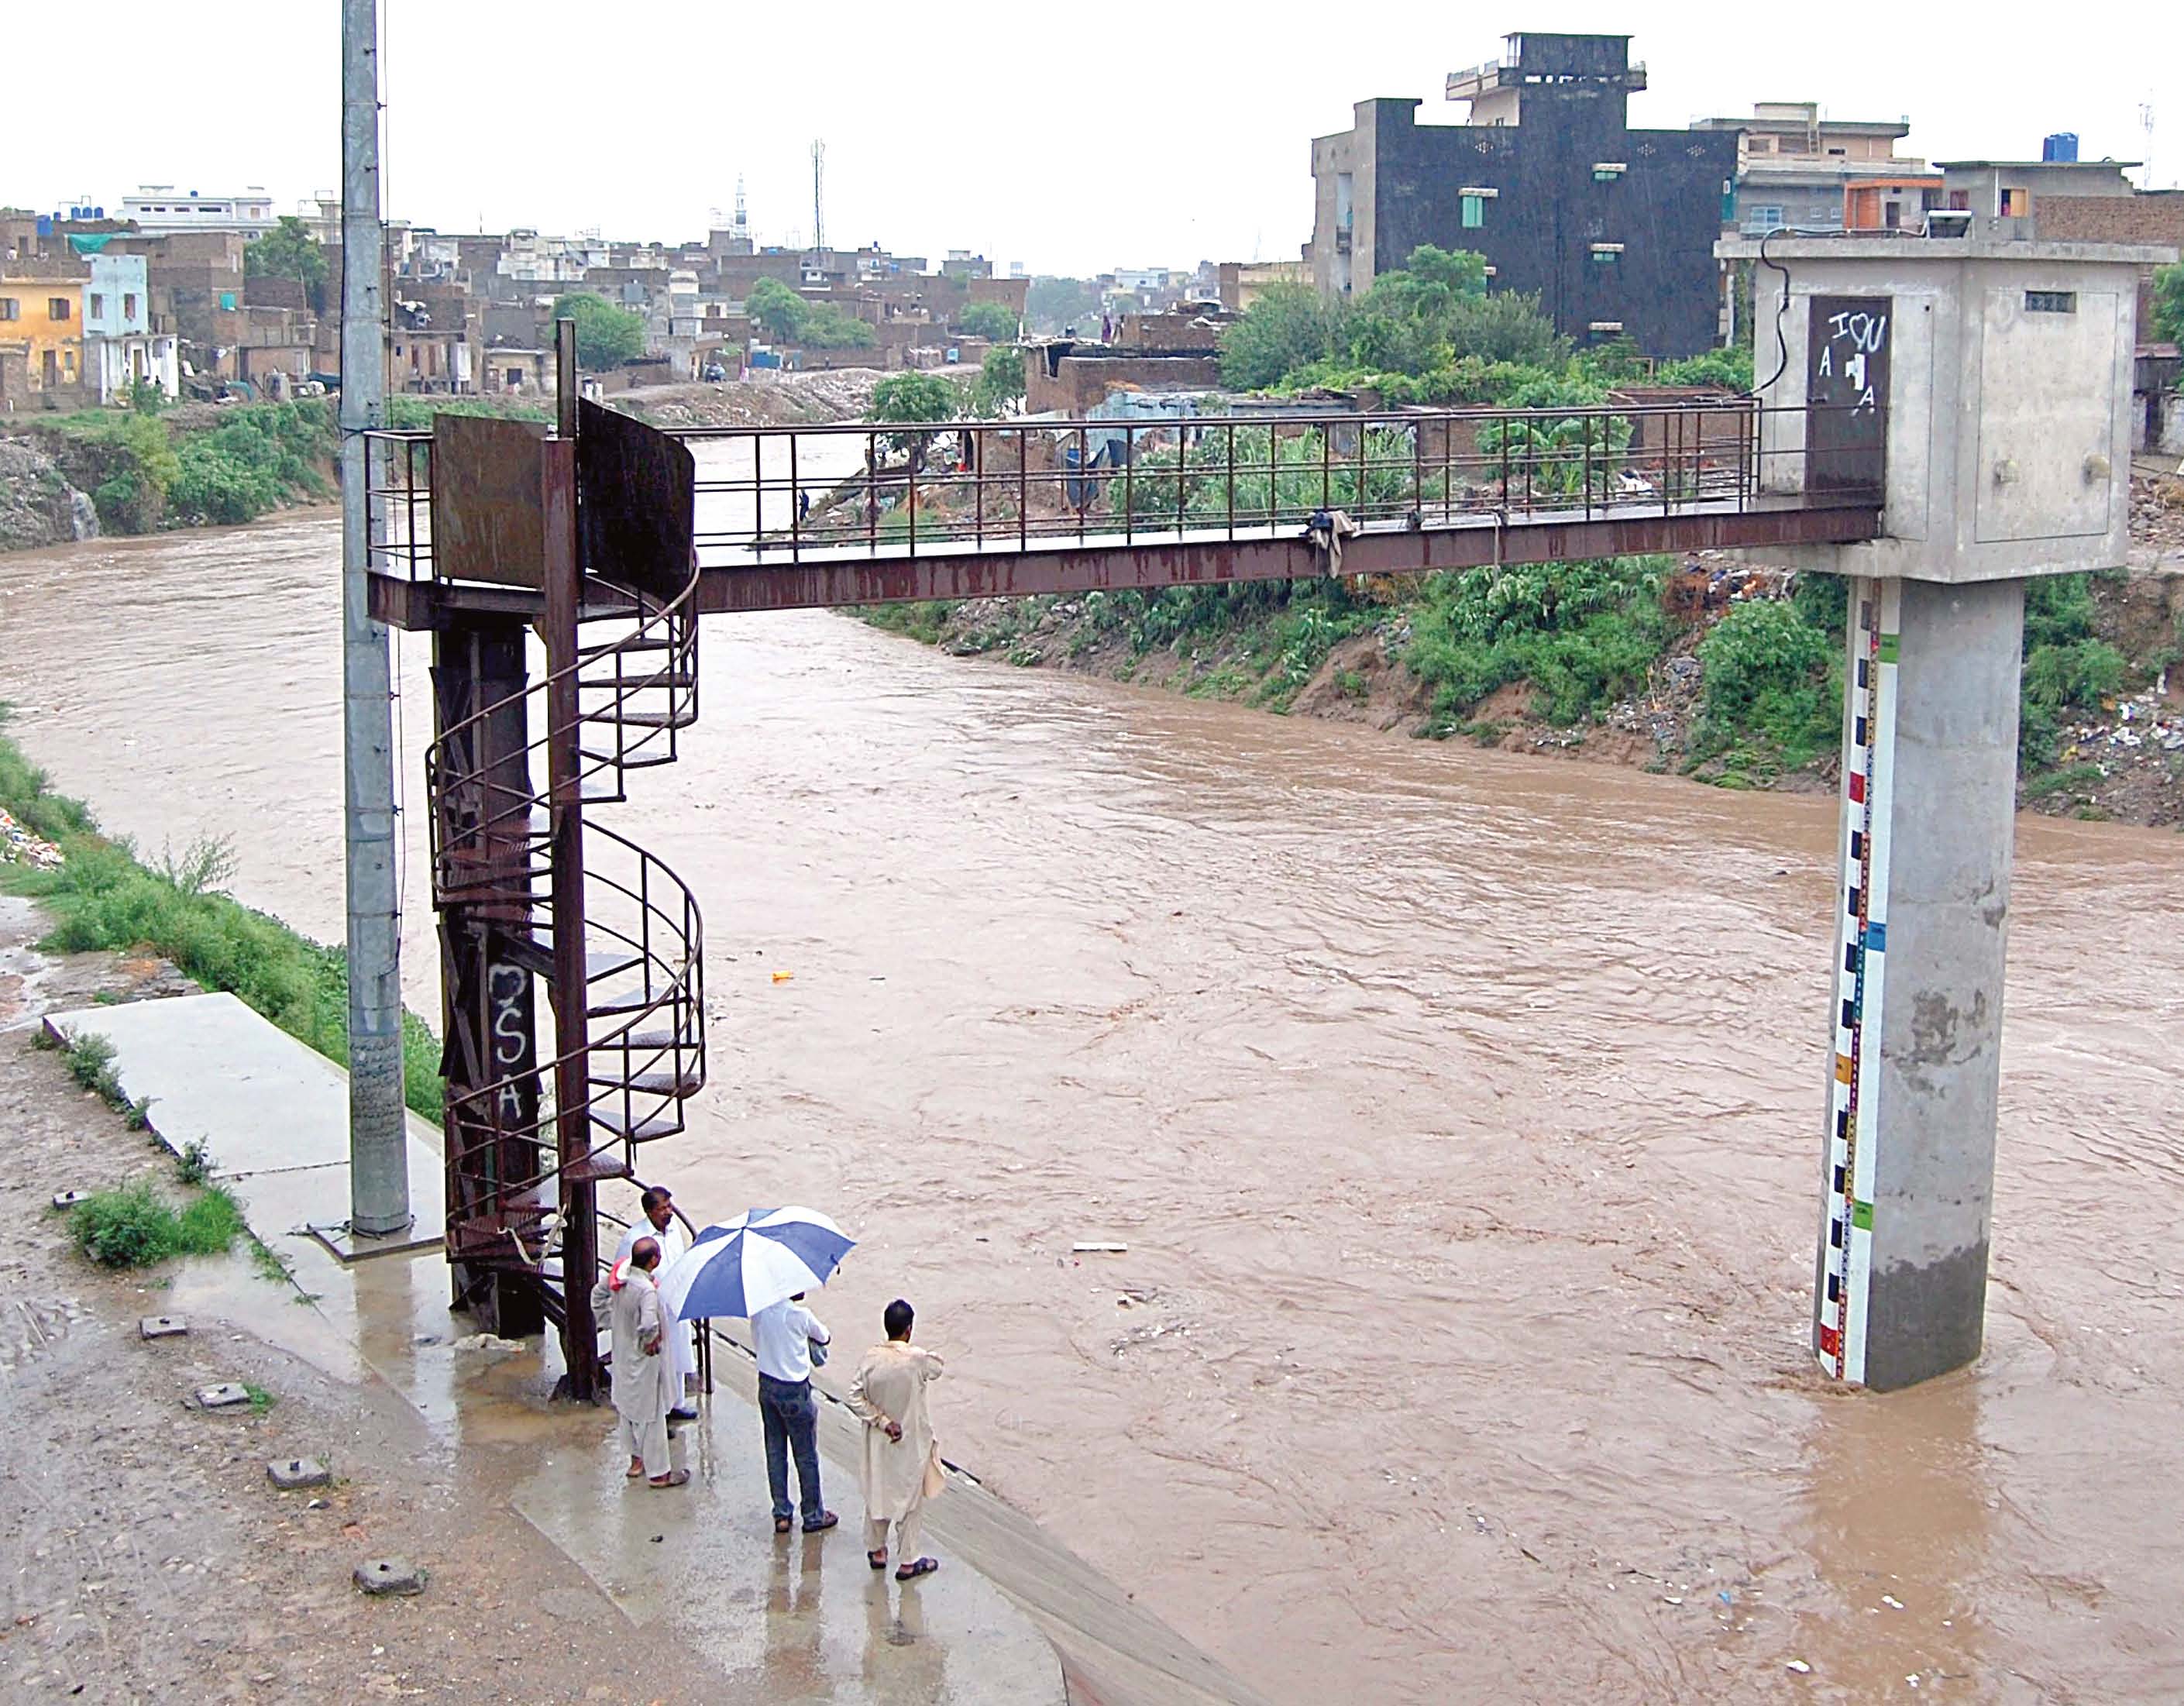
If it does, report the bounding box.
[36,985,1261,1706]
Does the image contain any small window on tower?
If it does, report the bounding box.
[1461,194,1485,229]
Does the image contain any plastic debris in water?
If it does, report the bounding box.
[771,970,794,983]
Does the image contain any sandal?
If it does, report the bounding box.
[868,1548,889,1570]
[775,1516,794,1535]
[647,1469,691,1488]
[894,1556,939,1581]
[625,1466,646,1481]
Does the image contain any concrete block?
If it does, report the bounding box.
[139,1316,188,1340]
[194,1383,251,1410]
[353,1557,426,1597]
[267,1457,331,1491]
[52,1190,92,1210]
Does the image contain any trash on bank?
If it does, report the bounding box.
[0,807,63,871]
[1071,1240,1128,1254]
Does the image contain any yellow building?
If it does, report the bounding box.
[0,250,90,408]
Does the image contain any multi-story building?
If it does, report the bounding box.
[1690,101,1937,236]
[83,252,178,402]
[0,242,89,408]
[1309,31,1737,356]
[119,186,277,239]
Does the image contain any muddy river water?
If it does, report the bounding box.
[3,504,2182,1702]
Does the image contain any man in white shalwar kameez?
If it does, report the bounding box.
[590,1236,687,1488]
[615,1185,698,1419]
[846,1297,946,1580]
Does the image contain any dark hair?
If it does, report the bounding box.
[883,1298,914,1340]
[639,1185,671,1215]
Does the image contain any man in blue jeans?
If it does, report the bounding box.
[752,1291,837,1534]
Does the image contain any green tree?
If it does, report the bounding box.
[2154,263,2184,347]
[969,346,1026,416]
[1219,281,1342,389]
[549,292,647,369]
[955,300,1020,341]
[745,277,808,342]
[1026,276,1100,335]
[795,302,876,349]
[871,371,965,424]
[244,215,328,308]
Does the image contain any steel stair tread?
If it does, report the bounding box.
[562,1151,635,1183]
[590,1068,704,1097]
[590,1108,684,1142]
[594,1030,684,1051]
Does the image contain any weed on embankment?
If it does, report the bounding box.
[0,707,444,1121]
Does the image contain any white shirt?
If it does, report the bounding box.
[752,1298,829,1383]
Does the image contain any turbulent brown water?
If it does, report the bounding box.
[5,506,2182,1702]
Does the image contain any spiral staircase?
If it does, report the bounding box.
[425,544,707,1339]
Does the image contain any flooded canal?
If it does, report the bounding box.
[4,503,2182,1701]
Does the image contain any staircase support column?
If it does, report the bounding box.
[543,418,601,1402]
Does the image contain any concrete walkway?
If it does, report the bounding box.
[43,992,1271,1706]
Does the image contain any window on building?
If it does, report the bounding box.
[48,298,71,321]
[90,294,104,319]
[0,298,17,321]
[1883,201,1901,230]
[1747,205,1785,231]
[1592,161,1627,183]
[1948,191,1970,211]
[123,292,136,318]
[2025,291,2077,314]
[1458,187,1498,229]
[2000,187,2030,217]
[1590,243,1623,266]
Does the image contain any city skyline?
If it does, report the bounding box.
[9,2,2179,277]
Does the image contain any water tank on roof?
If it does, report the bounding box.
[2041,132,2079,163]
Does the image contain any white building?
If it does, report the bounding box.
[82,253,178,402]
[119,186,277,239]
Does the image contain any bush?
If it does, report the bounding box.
[1405,557,1670,726]
[77,413,181,533]
[68,1179,244,1267]
[1695,599,1839,769]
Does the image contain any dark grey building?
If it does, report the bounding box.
[1309,33,1736,357]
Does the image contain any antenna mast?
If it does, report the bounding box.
[811,139,826,254]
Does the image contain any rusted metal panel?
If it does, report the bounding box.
[692,504,1882,614]
[431,414,549,587]
[578,399,696,604]
[1807,297,1890,499]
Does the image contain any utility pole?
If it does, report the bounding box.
[341,0,409,1237]
[811,139,825,255]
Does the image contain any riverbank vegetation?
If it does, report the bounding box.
[15,397,342,535]
[0,707,444,1120]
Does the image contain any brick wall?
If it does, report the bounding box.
[2034,194,2184,332]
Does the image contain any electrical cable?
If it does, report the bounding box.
[1750,225,1794,397]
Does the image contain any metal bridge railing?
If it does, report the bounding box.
[366,398,1881,584]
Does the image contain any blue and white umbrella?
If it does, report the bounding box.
[655,1206,855,1322]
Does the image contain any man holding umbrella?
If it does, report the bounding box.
[654,1206,856,1536]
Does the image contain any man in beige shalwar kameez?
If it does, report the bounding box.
[590,1236,688,1489]
[845,1298,945,1580]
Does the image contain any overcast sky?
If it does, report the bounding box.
[10,3,2178,276]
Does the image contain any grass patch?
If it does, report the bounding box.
[68,1178,245,1267]
[242,1382,277,1415]
[2024,762,2107,801]
[0,707,443,1123]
